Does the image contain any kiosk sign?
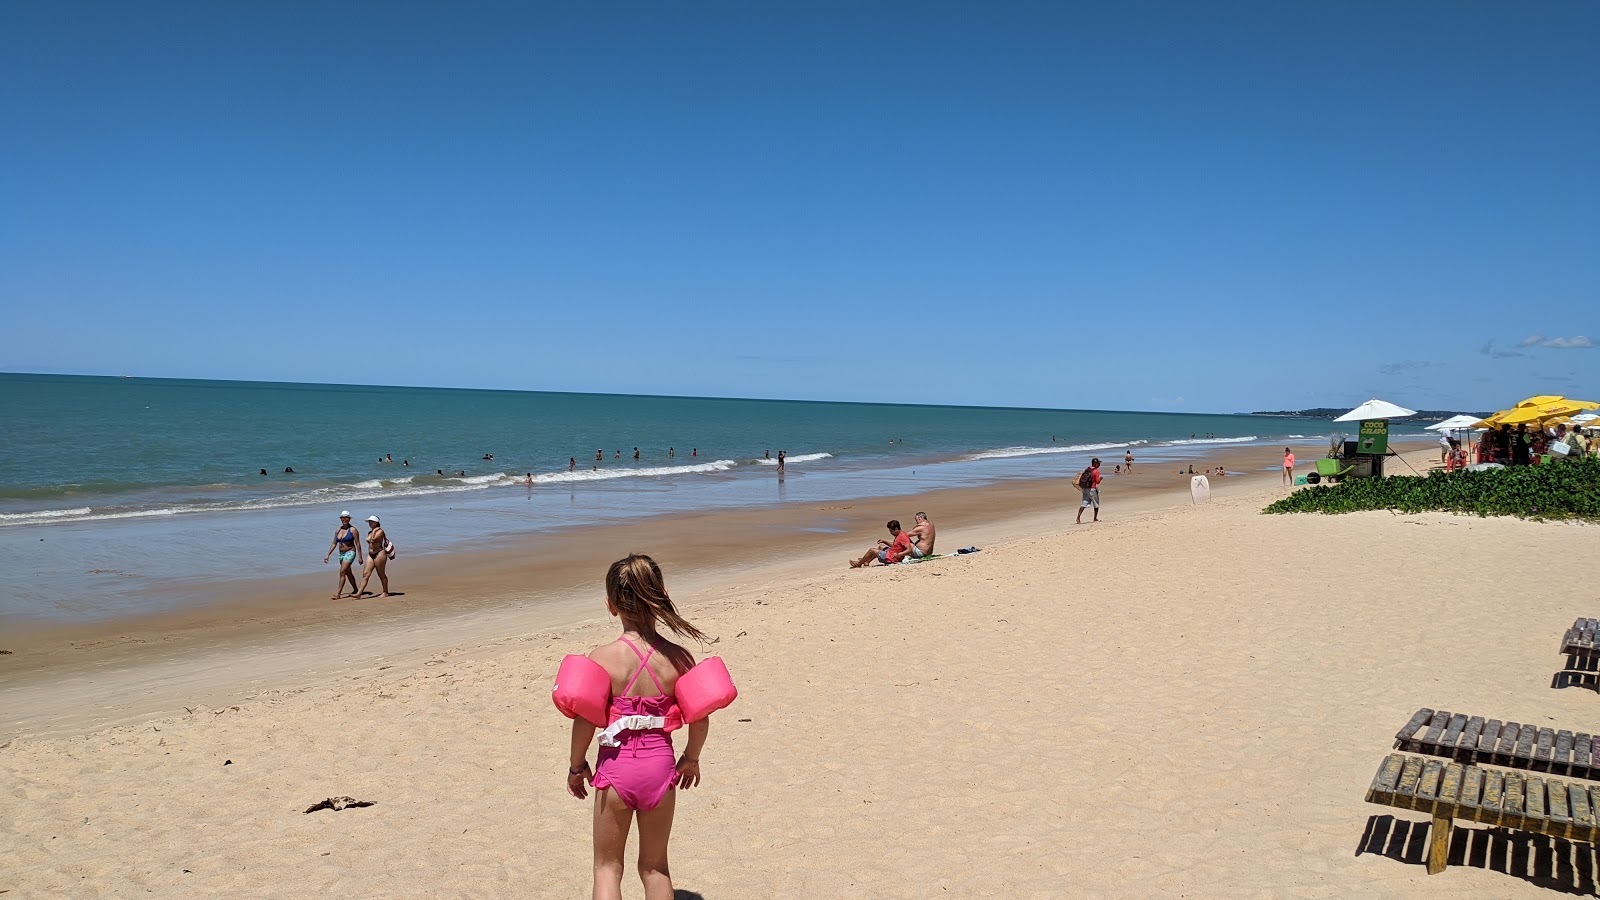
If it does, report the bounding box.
[1358,419,1389,455]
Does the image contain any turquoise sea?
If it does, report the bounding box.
[0,373,1398,625]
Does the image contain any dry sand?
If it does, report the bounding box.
[6,445,1599,897]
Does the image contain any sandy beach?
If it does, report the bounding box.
[6,443,1598,897]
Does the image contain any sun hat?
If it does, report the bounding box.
[367,515,380,523]
[340,510,352,517]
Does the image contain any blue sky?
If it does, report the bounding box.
[2,1,1595,413]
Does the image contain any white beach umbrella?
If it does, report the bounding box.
[1427,414,1486,431]
[1333,398,1418,422]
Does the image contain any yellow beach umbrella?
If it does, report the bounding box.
[1495,404,1577,426]
[1510,395,1598,411]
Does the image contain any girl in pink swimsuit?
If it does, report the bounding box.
[566,554,711,900]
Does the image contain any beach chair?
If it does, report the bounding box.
[1391,707,1600,780]
[1561,618,1600,659]
[1304,458,1353,484]
[1364,753,1600,875]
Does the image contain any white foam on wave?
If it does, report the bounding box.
[391,475,414,484]
[1162,436,1257,446]
[965,442,1131,461]
[2,459,752,526]
[0,506,179,527]
[0,506,94,523]
[531,459,739,484]
[754,452,833,466]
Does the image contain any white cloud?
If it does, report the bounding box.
[1520,335,1545,347]
[1541,336,1595,349]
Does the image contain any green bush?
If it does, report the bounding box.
[1265,456,1600,520]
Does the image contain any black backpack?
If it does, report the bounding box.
[1076,467,1095,489]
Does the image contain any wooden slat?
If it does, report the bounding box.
[1526,775,1546,823]
[1589,785,1600,831]
[1556,730,1574,771]
[1576,732,1592,772]
[1497,722,1522,762]
[1536,728,1556,768]
[1398,756,1424,799]
[1368,753,1405,801]
[1479,720,1503,756]
[1440,764,1464,810]
[1459,717,1485,758]
[1418,760,1444,804]
[1482,770,1505,817]
[1423,710,1450,750]
[1505,772,1527,827]
[1550,777,1572,825]
[1441,714,1468,753]
[1395,708,1434,749]
[1460,767,1484,813]
[1515,724,1538,762]
[1571,783,1594,830]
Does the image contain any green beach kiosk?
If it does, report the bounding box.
[1328,398,1416,479]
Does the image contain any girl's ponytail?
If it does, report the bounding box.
[606,554,708,658]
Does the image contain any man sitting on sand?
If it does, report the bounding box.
[905,511,936,559]
[850,520,911,568]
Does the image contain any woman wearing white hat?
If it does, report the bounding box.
[323,511,363,599]
[358,515,392,598]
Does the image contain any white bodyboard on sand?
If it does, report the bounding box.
[1190,475,1211,505]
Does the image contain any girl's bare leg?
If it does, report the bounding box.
[634,788,676,900]
[592,788,632,900]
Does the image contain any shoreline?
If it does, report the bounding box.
[0,439,1431,741]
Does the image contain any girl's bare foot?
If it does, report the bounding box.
[378,592,391,598]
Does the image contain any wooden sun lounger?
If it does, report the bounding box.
[1393,707,1599,779]
[1561,618,1600,658]
[1366,753,1600,874]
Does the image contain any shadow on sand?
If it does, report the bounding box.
[1553,654,1600,692]
[1358,813,1598,894]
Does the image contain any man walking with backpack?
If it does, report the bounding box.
[1075,457,1103,524]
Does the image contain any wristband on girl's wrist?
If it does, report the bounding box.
[569,761,590,775]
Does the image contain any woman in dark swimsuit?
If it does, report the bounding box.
[322,511,363,599]
[358,515,391,598]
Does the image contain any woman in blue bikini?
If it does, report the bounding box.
[322,511,363,599]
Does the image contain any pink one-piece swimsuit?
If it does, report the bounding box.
[591,637,679,811]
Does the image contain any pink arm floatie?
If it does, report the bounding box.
[675,656,737,723]
[552,654,611,728]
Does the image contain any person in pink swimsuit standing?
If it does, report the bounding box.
[566,554,710,900]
